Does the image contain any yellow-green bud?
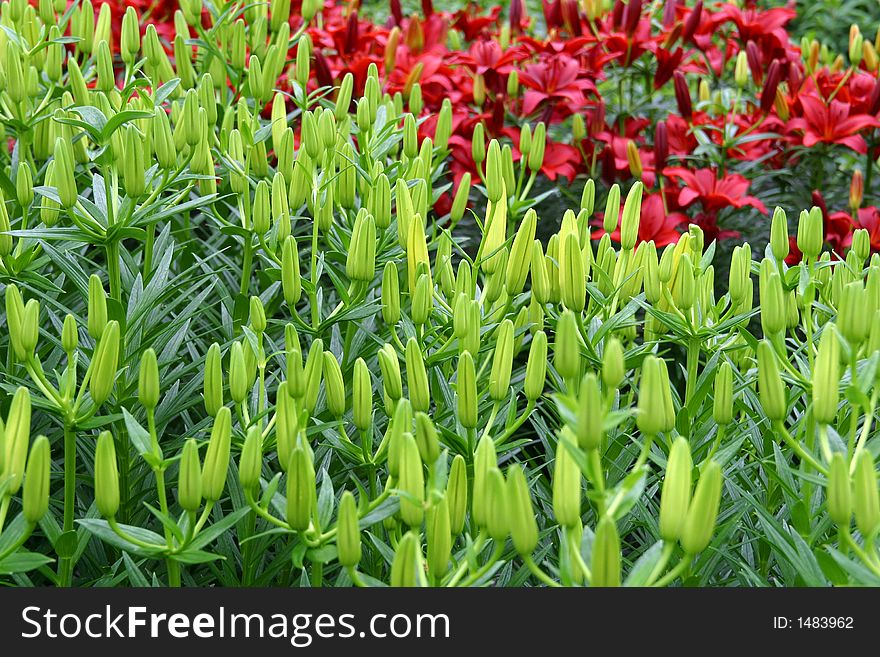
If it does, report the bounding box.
[560,232,586,312]
[713,361,734,425]
[530,240,550,304]
[378,343,403,402]
[303,339,325,414]
[202,406,232,501]
[577,373,604,451]
[323,351,346,417]
[529,122,546,171]
[295,33,311,89]
[797,207,823,261]
[426,496,452,577]
[120,7,140,64]
[838,281,870,346]
[524,330,548,401]
[2,388,31,495]
[619,181,643,251]
[337,490,362,568]
[87,274,108,340]
[505,209,537,294]
[812,327,840,425]
[489,320,515,401]
[61,314,78,354]
[398,432,425,527]
[94,430,119,518]
[382,262,401,325]
[450,173,471,224]
[281,236,302,306]
[671,253,696,310]
[757,340,786,422]
[203,343,224,417]
[759,264,786,336]
[554,310,582,383]
[680,460,722,554]
[636,355,675,435]
[178,438,202,513]
[447,454,468,535]
[485,139,504,203]
[591,516,621,587]
[390,531,426,587]
[735,50,749,88]
[486,467,509,542]
[352,358,373,433]
[405,336,430,413]
[414,412,440,465]
[827,452,851,527]
[659,437,693,541]
[239,425,263,491]
[472,434,497,528]
[139,348,160,412]
[287,444,316,531]
[506,464,538,555]
[90,320,120,406]
[602,338,625,390]
[229,342,248,404]
[16,161,33,209]
[770,207,789,261]
[853,450,880,537]
[53,137,77,209]
[335,73,354,121]
[18,299,39,358]
[95,40,114,92]
[457,351,478,429]
[552,436,581,527]
[22,435,50,524]
[411,273,432,325]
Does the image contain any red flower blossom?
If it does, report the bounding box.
[517,54,596,120]
[786,93,880,154]
[664,167,768,215]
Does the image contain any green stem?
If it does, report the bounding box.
[523,554,561,587]
[107,241,121,301]
[645,541,677,587]
[239,235,253,297]
[652,556,691,587]
[58,421,77,587]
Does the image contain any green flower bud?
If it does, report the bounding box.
[318,109,336,152]
[619,181,643,251]
[486,467,509,542]
[505,209,537,295]
[378,343,403,402]
[447,454,468,535]
[239,425,263,491]
[560,232,586,312]
[472,434,497,528]
[139,348,160,412]
[637,356,675,436]
[204,342,224,417]
[287,444,316,531]
[322,351,346,418]
[827,452,851,527]
[18,299,39,358]
[759,263,786,336]
[337,490,362,568]
[95,40,115,92]
[681,461,722,554]
[120,6,140,63]
[252,180,270,235]
[352,358,373,433]
[797,207,823,261]
[852,228,871,265]
[387,398,412,478]
[275,381,298,471]
[411,273,432,325]
[434,98,453,151]
[450,173,471,224]
[406,213,431,292]
[2,388,30,495]
[303,339,324,414]
[506,464,538,555]
[471,123,486,165]
[369,173,392,229]
[713,361,734,425]
[61,314,78,355]
[94,430,119,518]
[602,338,625,390]
[22,435,50,524]
[90,320,120,407]
[525,330,548,401]
[414,412,440,465]
[554,310,582,383]
[489,320,515,401]
[405,337,430,413]
[770,207,789,261]
[591,516,621,587]
[528,122,546,171]
[659,437,693,542]
[153,107,177,170]
[390,531,426,587]
[426,496,452,577]
[403,113,418,159]
[249,297,267,335]
[202,406,232,501]
[577,373,604,451]
[281,236,303,306]
[335,73,354,121]
[552,436,581,527]
[16,161,33,209]
[838,281,870,346]
[485,139,504,203]
[671,253,695,311]
[757,340,786,422]
[382,262,401,325]
[295,33,311,89]
[456,351,478,429]
[53,137,77,209]
[529,240,550,304]
[812,327,840,425]
[229,342,248,405]
[178,438,202,512]
[87,274,108,340]
[398,432,425,527]
[853,450,880,537]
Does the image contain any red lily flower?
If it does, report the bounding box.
[854,206,880,252]
[664,167,768,215]
[450,40,528,94]
[517,54,596,121]
[786,93,880,154]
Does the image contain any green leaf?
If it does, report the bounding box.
[0,551,55,575]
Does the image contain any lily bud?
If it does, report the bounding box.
[712,361,734,425]
[838,281,869,347]
[759,266,786,336]
[381,262,401,325]
[853,450,880,537]
[503,465,538,556]
[398,432,425,527]
[53,137,77,208]
[352,358,373,433]
[852,228,870,265]
[456,351,479,429]
[680,460,722,554]
[16,161,33,209]
[757,340,786,421]
[286,444,316,531]
[405,337,430,413]
[18,299,39,358]
[177,439,203,512]
[591,516,621,587]
[489,320,515,401]
[335,490,362,569]
[560,232,586,312]
[472,434,497,528]
[522,330,548,402]
[22,435,50,524]
[90,321,120,407]
[637,356,675,436]
[138,348,160,412]
[602,338,625,390]
[280,236,302,306]
[303,339,324,414]
[62,314,78,354]
[827,452,852,527]
[671,253,696,311]
[450,173,471,224]
[94,430,119,518]
[87,274,108,340]
[426,496,452,577]
[576,373,604,451]
[602,183,621,235]
[229,342,248,405]
[619,182,643,251]
[506,209,537,294]
[204,343,224,417]
[797,207,823,261]
[411,273,432,325]
[528,122,546,171]
[486,468,509,542]
[770,207,789,261]
[552,437,581,527]
[239,425,263,491]
[735,50,749,88]
[378,343,403,402]
[201,407,232,502]
[323,351,346,418]
[447,454,468,535]
[812,327,840,425]
[390,531,426,587]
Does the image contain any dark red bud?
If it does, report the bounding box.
[623,0,642,36]
[510,0,523,33]
[313,50,334,90]
[421,0,434,16]
[612,0,625,30]
[654,121,668,176]
[344,10,359,54]
[673,71,692,120]
[561,0,581,36]
[760,60,781,114]
[663,0,678,27]
[811,190,828,220]
[682,0,702,43]
[746,41,763,84]
[390,0,403,26]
